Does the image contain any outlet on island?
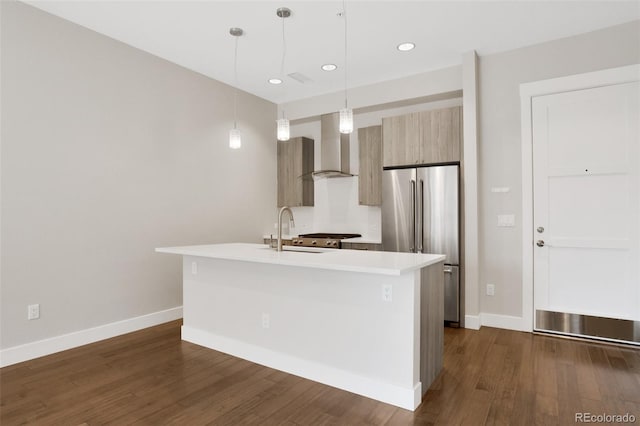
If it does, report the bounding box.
[382,284,393,302]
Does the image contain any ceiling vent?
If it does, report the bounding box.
[287,72,313,84]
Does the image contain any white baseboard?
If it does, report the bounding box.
[182,325,421,411]
[0,306,183,368]
[480,313,528,331]
[464,315,481,330]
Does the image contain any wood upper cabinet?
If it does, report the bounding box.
[358,125,382,206]
[277,137,314,207]
[382,112,421,167]
[382,106,462,167]
[420,106,462,164]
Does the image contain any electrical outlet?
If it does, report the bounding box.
[382,284,393,302]
[191,261,198,275]
[261,313,270,329]
[28,304,40,320]
[486,284,495,296]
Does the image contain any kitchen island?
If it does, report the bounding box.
[156,243,445,410]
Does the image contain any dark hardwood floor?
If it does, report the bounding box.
[1,320,639,425]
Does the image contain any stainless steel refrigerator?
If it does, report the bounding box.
[381,165,460,325]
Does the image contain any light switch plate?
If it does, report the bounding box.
[498,214,515,227]
[491,187,511,193]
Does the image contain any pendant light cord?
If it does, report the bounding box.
[343,0,348,110]
[280,13,287,120]
[233,35,239,129]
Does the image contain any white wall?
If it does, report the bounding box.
[0,2,276,350]
[279,97,463,241]
[477,20,640,321]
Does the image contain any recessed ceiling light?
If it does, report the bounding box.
[321,64,337,71]
[397,42,415,52]
[268,78,283,85]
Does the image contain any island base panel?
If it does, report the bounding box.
[180,255,443,410]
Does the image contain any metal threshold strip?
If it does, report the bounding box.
[536,310,640,346]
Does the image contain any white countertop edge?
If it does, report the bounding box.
[156,243,445,276]
[261,235,382,244]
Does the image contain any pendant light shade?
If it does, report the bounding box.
[339,108,353,134]
[277,118,290,141]
[276,7,291,141]
[229,27,243,149]
[229,128,241,149]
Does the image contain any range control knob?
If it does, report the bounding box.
[311,240,317,245]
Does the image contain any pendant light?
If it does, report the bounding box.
[276,7,291,141]
[339,0,353,134]
[229,27,243,149]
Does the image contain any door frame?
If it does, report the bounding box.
[519,64,640,332]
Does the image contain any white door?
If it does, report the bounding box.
[532,81,639,344]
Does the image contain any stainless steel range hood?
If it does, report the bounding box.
[312,113,354,179]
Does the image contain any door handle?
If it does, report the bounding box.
[536,240,545,247]
[443,265,453,273]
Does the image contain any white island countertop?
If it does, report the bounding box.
[156,243,445,276]
[261,234,381,244]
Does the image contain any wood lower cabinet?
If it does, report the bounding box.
[358,125,382,206]
[382,106,462,167]
[277,137,314,207]
[341,242,382,251]
[263,237,292,247]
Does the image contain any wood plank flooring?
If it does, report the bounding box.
[2,320,639,425]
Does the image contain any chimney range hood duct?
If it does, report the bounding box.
[312,113,355,179]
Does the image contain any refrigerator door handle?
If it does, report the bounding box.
[410,179,416,253]
[418,179,424,253]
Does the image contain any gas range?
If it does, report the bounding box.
[291,233,361,249]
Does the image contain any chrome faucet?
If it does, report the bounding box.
[277,206,295,252]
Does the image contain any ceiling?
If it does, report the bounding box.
[25,1,640,104]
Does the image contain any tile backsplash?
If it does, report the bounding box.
[270,177,381,241]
